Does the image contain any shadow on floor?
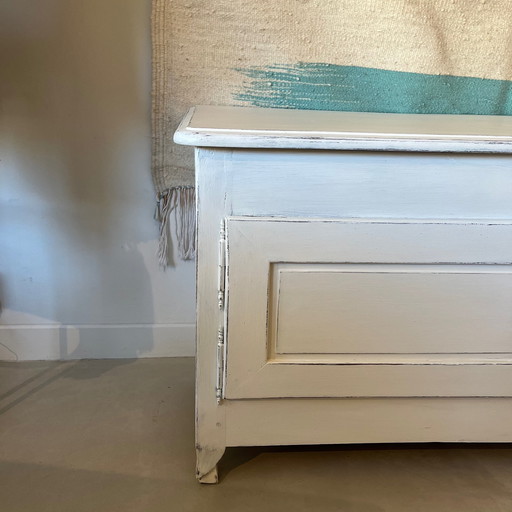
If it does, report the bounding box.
[219,442,512,482]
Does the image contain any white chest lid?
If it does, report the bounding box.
[174,105,512,153]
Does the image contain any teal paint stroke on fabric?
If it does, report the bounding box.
[235,63,512,115]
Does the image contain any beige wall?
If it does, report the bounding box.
[0,0,196,359]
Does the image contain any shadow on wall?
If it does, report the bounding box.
[0,0,156,361]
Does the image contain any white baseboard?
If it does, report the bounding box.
[0,323,195,361]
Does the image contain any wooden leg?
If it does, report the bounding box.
[196,446,225,484]
[198,466,218,484]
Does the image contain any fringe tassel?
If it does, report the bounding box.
[155,187,196,266]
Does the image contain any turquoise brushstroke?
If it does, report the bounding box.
[235,63,512,115]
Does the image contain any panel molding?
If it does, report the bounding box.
[269,262,512,358]
[225,217,512,399]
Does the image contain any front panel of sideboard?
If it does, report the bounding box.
[225,217,512,399]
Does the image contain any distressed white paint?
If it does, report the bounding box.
[175,105,512,152]
[194,149,228,483]
[227,151,512,220]
[179,106,512,483]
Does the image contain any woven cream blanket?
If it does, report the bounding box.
[152,0,512,263]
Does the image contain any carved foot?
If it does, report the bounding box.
[196,445,225,484]
[197,466,218,484]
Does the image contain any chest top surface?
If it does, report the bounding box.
[174,105,512,153]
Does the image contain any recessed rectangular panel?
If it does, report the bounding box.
[270,264,512,357]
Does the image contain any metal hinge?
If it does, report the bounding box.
[216,220,227,403]
[218,220,227,310]
[216,327,225,403]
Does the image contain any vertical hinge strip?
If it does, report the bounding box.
[218,220,227,310]
[216,327,225,403]
[216,219,227,403]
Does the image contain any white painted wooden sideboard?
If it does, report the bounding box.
[175,106,512,483]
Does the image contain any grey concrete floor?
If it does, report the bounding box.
[1,358,512,511]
